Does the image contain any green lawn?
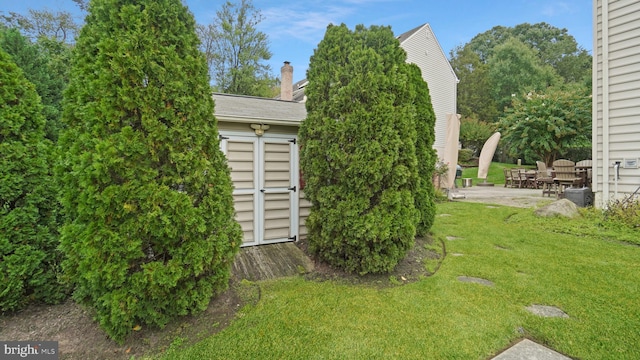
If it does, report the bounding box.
[159,202,640,359]
[461,162,532,186]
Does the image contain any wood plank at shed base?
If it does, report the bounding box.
[231,242,314,282]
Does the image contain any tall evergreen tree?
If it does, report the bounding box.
[58,0,242,341]
[299,24,420,275]
[405,63,437,236]
[0,28,68,141]
[0,48,64,312]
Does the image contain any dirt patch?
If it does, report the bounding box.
[0,283,254,359]
[0,236,444,359]
[298,235,445,287]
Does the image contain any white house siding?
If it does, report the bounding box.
[593,0,640,207]
[399,24,459,160]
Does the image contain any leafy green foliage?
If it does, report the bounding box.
[0,28,69,141]
[57,0,242,342]
[498,85,591,165]
[603,194,640,232]
[449,44,498,123]
[488,38,561,111]
[459,114,496,156]
[450,22,591,124]
[300,24,429,274]
[0,49,64,312]
[457,148,474,165]
[197,0,276,96]
[406,63,437,236]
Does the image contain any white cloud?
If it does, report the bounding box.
[541,2,575,17]
[259,4,356,43]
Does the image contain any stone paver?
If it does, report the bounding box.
[453,186,552,208]
[526,305,569,318]
[491,339,572,360]
[457,276,495,287]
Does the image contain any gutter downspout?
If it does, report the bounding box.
[601,0,611,204]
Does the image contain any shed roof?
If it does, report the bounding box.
[213,93,306,126]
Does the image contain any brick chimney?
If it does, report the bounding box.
[280,61,293,101]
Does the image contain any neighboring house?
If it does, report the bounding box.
[592,0,640,207]
[398,23,460,160]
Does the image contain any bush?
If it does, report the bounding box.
[603,194,640,230]
[57,0,242,342]
[300,24,422,274]
[406,63,437,236]
[0,49,64,312]
[458,148,475,165]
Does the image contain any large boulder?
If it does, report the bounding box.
[534,199,580,218]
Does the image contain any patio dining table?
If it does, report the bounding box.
[574,165,592,187]
[521,170,538,189]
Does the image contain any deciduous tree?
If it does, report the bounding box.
[197,0,275,96]
[0,9,80,44]
[498,84,591,165]
[488,38,560,111]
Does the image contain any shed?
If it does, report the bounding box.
[214,88,310,247]
[593,0,640,207]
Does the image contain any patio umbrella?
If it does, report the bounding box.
[443,114,461,189]
[477,132,501,182]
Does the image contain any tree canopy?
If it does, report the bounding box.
[498,85,591,165]
[58,0,241,342]
[197,0,276,96]
[450,22,591,123]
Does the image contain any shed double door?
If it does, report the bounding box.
[220,133,299,247]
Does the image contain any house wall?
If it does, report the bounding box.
[593,0,640,207]
[400,24,459,160]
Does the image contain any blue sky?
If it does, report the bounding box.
[2,0,593,81]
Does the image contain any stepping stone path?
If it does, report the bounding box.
[491,339,572,360]
[451,253,464,257]
[526,304,569,318]
[457,276,495,287]
[446,236,463,241]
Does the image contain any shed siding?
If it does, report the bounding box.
[594,0,640,207]
[399,24,458,159]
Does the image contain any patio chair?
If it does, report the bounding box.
[503,168,512,188]
[576,159,592,187]
[552,159,582,196]
[536,161,556,197]
[510,168,525,188]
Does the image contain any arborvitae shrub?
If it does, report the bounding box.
[57,0,242,342]
[299,24,424,275]
[405,64,437,236]
[0,49,64,312]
